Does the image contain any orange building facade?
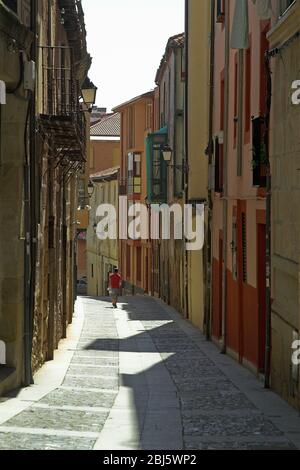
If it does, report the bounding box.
[114,92,156,295]
[211,1,270,375]
[77,113,120,282]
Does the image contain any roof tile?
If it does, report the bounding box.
[90,113,121,137]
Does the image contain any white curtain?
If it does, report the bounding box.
[252,0,272,19]
[231,0,272,50]
[231,0,249,49]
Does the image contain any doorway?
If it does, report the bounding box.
[257,223,266,372]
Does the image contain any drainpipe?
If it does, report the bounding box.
[221,0,230,354]
[184,0,189,320]
[24,99,32,386]
[264,53,272,389]
[62,180,67,338]
[205,0,215,340]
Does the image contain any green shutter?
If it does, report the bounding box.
[146,126,168,203]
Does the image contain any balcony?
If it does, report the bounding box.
[37,46,86,165]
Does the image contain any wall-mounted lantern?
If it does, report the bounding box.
[81,77,98,110]
[161,144,189,174]
[87,180,95,198]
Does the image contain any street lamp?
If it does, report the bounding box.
[87,180,95,198]
[81,77,98,110]
[161,145,189,174]
[162,145,173,163]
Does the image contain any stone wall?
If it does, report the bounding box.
[269,4,300,408]
[0,4,32,391]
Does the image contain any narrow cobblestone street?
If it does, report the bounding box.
[0,296,299,450]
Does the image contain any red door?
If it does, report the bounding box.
[257,223,266,372]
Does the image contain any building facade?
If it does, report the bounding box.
[267,0,300,408]
[114,91,155,296]
[87,167,120,297]
[77,112,120,284]
[0,0,91,395]
[153,34,185,313]
[0,0,33,395]
[185,0,211,331]
[211,0,270,375]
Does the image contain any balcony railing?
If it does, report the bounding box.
[40,46,80,117]
[38,46,86,163]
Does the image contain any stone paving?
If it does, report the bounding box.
[0,296,299,450]
[0,298,119,450]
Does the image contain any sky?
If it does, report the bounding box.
[81,0,185,112]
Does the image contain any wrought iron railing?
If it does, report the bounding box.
[39,46,80,117]
[38,45,86,162]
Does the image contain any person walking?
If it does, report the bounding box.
[109,268,122,308]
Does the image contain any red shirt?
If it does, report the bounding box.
[110,273,122,289]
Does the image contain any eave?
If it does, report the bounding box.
[267,0,300,48]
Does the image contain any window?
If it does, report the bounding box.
[244,40,252,140]
[91,264,94,279]
[128,153,142,194]
[216,0,225,23]
[146,102,153,130]
[233,54,238,146]
[146,130,168,203]
[260,24,270,116]
[220,70,225,131]
[181,46,186,81]
[214,137,224,193]
[128,106,135,149]
[161,82,167,127]
[252,116,267,187]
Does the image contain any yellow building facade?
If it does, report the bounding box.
[87,168,120,297]
[186,0,211,330]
